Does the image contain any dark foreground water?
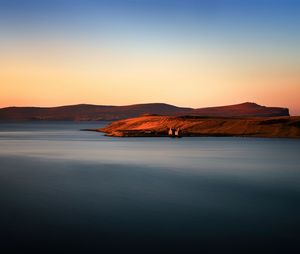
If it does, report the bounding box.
[0,121,299,253]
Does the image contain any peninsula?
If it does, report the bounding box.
[99,115,300,138]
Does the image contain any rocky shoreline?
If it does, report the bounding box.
[96,115,300,138]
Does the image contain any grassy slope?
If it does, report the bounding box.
[100,115,300,138]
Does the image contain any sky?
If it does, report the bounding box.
[0,0,299,115]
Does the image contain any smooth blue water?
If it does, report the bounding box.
[0,121,300,253]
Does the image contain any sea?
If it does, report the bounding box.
[0,121,299,253]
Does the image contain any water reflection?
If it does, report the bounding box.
[0,121,300,253]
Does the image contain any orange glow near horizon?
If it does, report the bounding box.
[1,0,300,115]
[1,42,300,115]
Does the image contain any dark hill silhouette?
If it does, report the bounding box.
[192,102,289,117]
[0,102,289,121]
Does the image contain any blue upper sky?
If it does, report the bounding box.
[1,0,299,50]
[1,0,299,45]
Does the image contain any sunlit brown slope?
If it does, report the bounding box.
[99,115,300,138]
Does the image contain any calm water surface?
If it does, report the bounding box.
[0,121,299,253]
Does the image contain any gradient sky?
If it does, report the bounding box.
[0,0,299,114]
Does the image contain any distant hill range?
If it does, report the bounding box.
[0,102,289,121]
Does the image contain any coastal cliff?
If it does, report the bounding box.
[99,115,300,138]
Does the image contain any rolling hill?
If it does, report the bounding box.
[99,115,300,138]
[0,102,289,121]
